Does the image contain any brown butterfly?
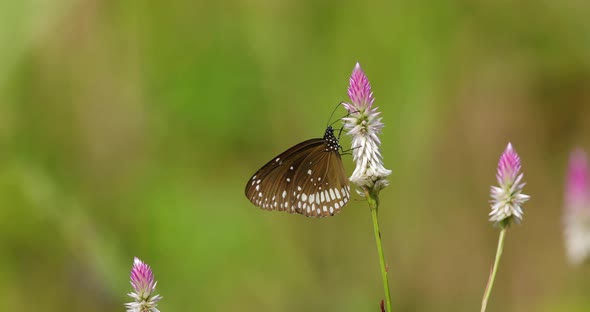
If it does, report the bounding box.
[245,126,350,217]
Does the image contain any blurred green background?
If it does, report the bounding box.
[1,0,590,311]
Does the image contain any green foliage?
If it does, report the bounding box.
[1,0,590,311]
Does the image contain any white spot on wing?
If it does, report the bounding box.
[282,190,287,198]
[307,169,312,175]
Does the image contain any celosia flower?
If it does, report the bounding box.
[489,143,530,226]
[342,62,391,192]
[125,257,162,312]
[563,149,590,265]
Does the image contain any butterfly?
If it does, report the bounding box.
[245,126,350,217]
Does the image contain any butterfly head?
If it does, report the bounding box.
[324,126,340,152]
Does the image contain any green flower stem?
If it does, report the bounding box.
[365,189,392,312]
[480,228,507,312]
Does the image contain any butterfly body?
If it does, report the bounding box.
[245,126,350,217]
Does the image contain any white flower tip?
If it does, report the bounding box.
[342,102,355,114]
[564,212,590,265]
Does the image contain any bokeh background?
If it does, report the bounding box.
[1,0,590,311]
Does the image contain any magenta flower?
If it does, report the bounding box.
[563,149,590,264]
[489,143,530,226]
[342,62,391,192]
[125,257,162,312]
[565,149,590,210]
[343,63,374,111]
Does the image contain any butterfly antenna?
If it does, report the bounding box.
[330,107,361,140]
[326,102,346,129]
[337,124,345,140]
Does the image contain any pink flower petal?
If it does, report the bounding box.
[347,62,374,110]
[566,149,590,211]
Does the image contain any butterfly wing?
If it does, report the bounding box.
[245,138,323,211]
[287,146,350,217]
[245,139,350,217]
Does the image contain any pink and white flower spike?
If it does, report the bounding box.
[489,143,530,226]
[125,257,162,312]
